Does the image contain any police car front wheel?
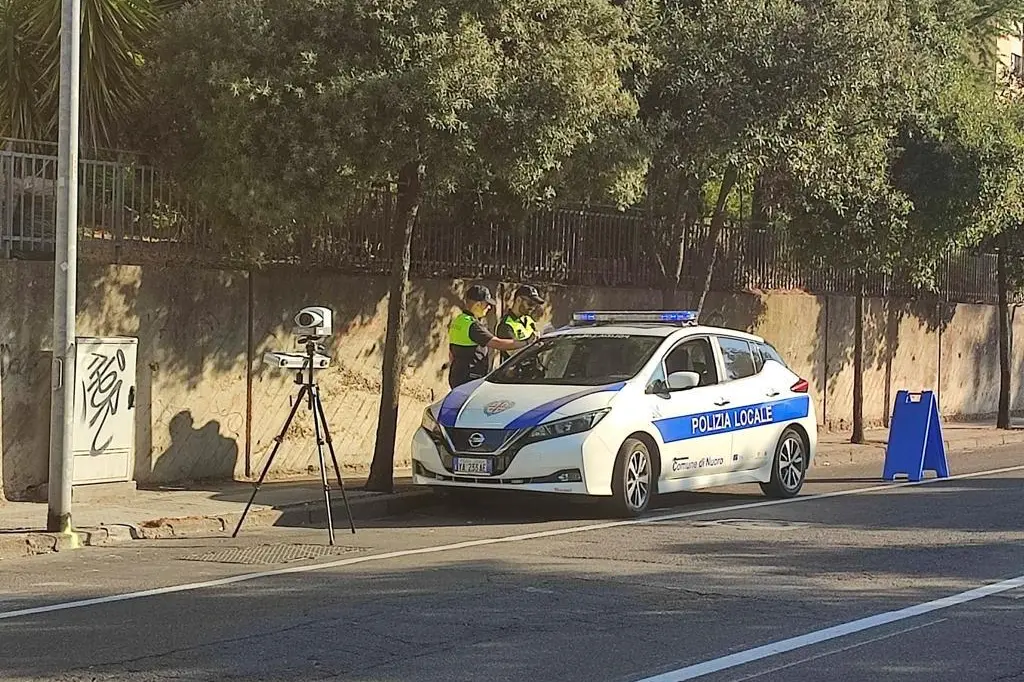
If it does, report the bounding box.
[760,427,806,499]
[612,437,655,517]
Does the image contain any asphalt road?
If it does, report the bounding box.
[1,445,1023,682]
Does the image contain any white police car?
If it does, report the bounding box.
[413,311,817,516]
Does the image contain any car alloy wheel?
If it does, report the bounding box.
[625,448,651,511]
[778,434,804,492]
[760,427,806,499]
[613,436,655,517]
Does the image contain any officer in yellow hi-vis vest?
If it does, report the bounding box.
[496,284,545,363]
[448,284,526,389]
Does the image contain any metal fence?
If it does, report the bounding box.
[1,138,216,259]
[0,140,1017,305]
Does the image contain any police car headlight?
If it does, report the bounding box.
[421,407,440,436]
[525,409,610,443]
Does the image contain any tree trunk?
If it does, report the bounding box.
[693,165,738,317]
[751,173,768,231]
[997,246,1011,429]
[365,161,425,493]
[644,216,683,310]
[852,272,865,444]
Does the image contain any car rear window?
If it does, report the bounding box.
[758,341,789,369]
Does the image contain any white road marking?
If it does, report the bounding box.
[0,463,1022,622]
[634,574,1024,682]
[724,618,947,682]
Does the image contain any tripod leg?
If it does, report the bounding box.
[233,385,308,538]
[314,389,356,534]
[311,387,336,545]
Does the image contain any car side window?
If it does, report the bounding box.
[663,337,719,387]
[717,336,757,381]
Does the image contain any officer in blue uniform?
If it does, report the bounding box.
[447,284,526,389]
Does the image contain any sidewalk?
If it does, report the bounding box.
[814,420,1024,466]
[2,420,1023,561]
[0,472,426,561]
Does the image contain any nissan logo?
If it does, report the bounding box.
[468,432,486,448]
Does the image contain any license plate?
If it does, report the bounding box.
[453,457,492,475]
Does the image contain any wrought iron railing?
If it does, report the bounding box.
[0,140,1018,304]
[1,140,215,259]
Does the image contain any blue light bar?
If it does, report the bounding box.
[570,310,699,326]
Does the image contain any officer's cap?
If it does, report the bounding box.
[514,284,545,305]
[466,284,496,306]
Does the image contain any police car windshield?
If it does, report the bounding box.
[489,334,662,386]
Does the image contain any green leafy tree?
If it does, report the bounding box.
[633,0,909,313]
[142,0,646,491]
[776,0,1024,442]
[0,0,164,148]
[981,96,1024,431]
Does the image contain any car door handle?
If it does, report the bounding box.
[713,398,731,406]
[766,390,780,397]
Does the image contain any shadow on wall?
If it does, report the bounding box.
[0,261,58,501]
[812,296,957,430]
[248,270,390,479]
[0,257,251,498]
[147,410,238,486]
[399,279,482,387]
[0,347,52,501]
[4,250,1021,498]
[77,262,249,485]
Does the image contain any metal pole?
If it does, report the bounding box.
[47,0,81,534]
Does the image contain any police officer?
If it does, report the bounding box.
[496,284,545,363]
[448,284,526,389]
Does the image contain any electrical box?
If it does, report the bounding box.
[72,337,138,485]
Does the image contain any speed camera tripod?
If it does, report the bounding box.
[232,339,356,543]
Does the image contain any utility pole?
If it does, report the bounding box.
[47,0,81,535]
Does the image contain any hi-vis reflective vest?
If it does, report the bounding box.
[447,311,489,387]
[500,314,537,341]
[448,312,478,347]
[499,313,537,362]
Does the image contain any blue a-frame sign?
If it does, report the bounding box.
[882,390,950,482]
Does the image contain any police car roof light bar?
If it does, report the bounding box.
[570,310,699,326]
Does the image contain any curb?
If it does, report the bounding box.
[0,524,135,561]
[135,488,437,540]
[0,489,437,561]
[5,430,1022,560]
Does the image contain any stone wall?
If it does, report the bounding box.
[2,260,1022,500]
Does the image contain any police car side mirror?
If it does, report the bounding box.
[646,379,669,395]
[667,371,700,392]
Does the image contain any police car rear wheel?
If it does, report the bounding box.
[760,427,806,499]
[612,437,654,517]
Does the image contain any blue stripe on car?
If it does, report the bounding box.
[438,378,485,427]
[504,382,627,430]
[653,395,810,443]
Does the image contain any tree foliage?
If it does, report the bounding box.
[142,0,647,489]
[143,0,645,226]
[632,0,913,309]
[761,0,1024,287]
[0,0,165,148]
